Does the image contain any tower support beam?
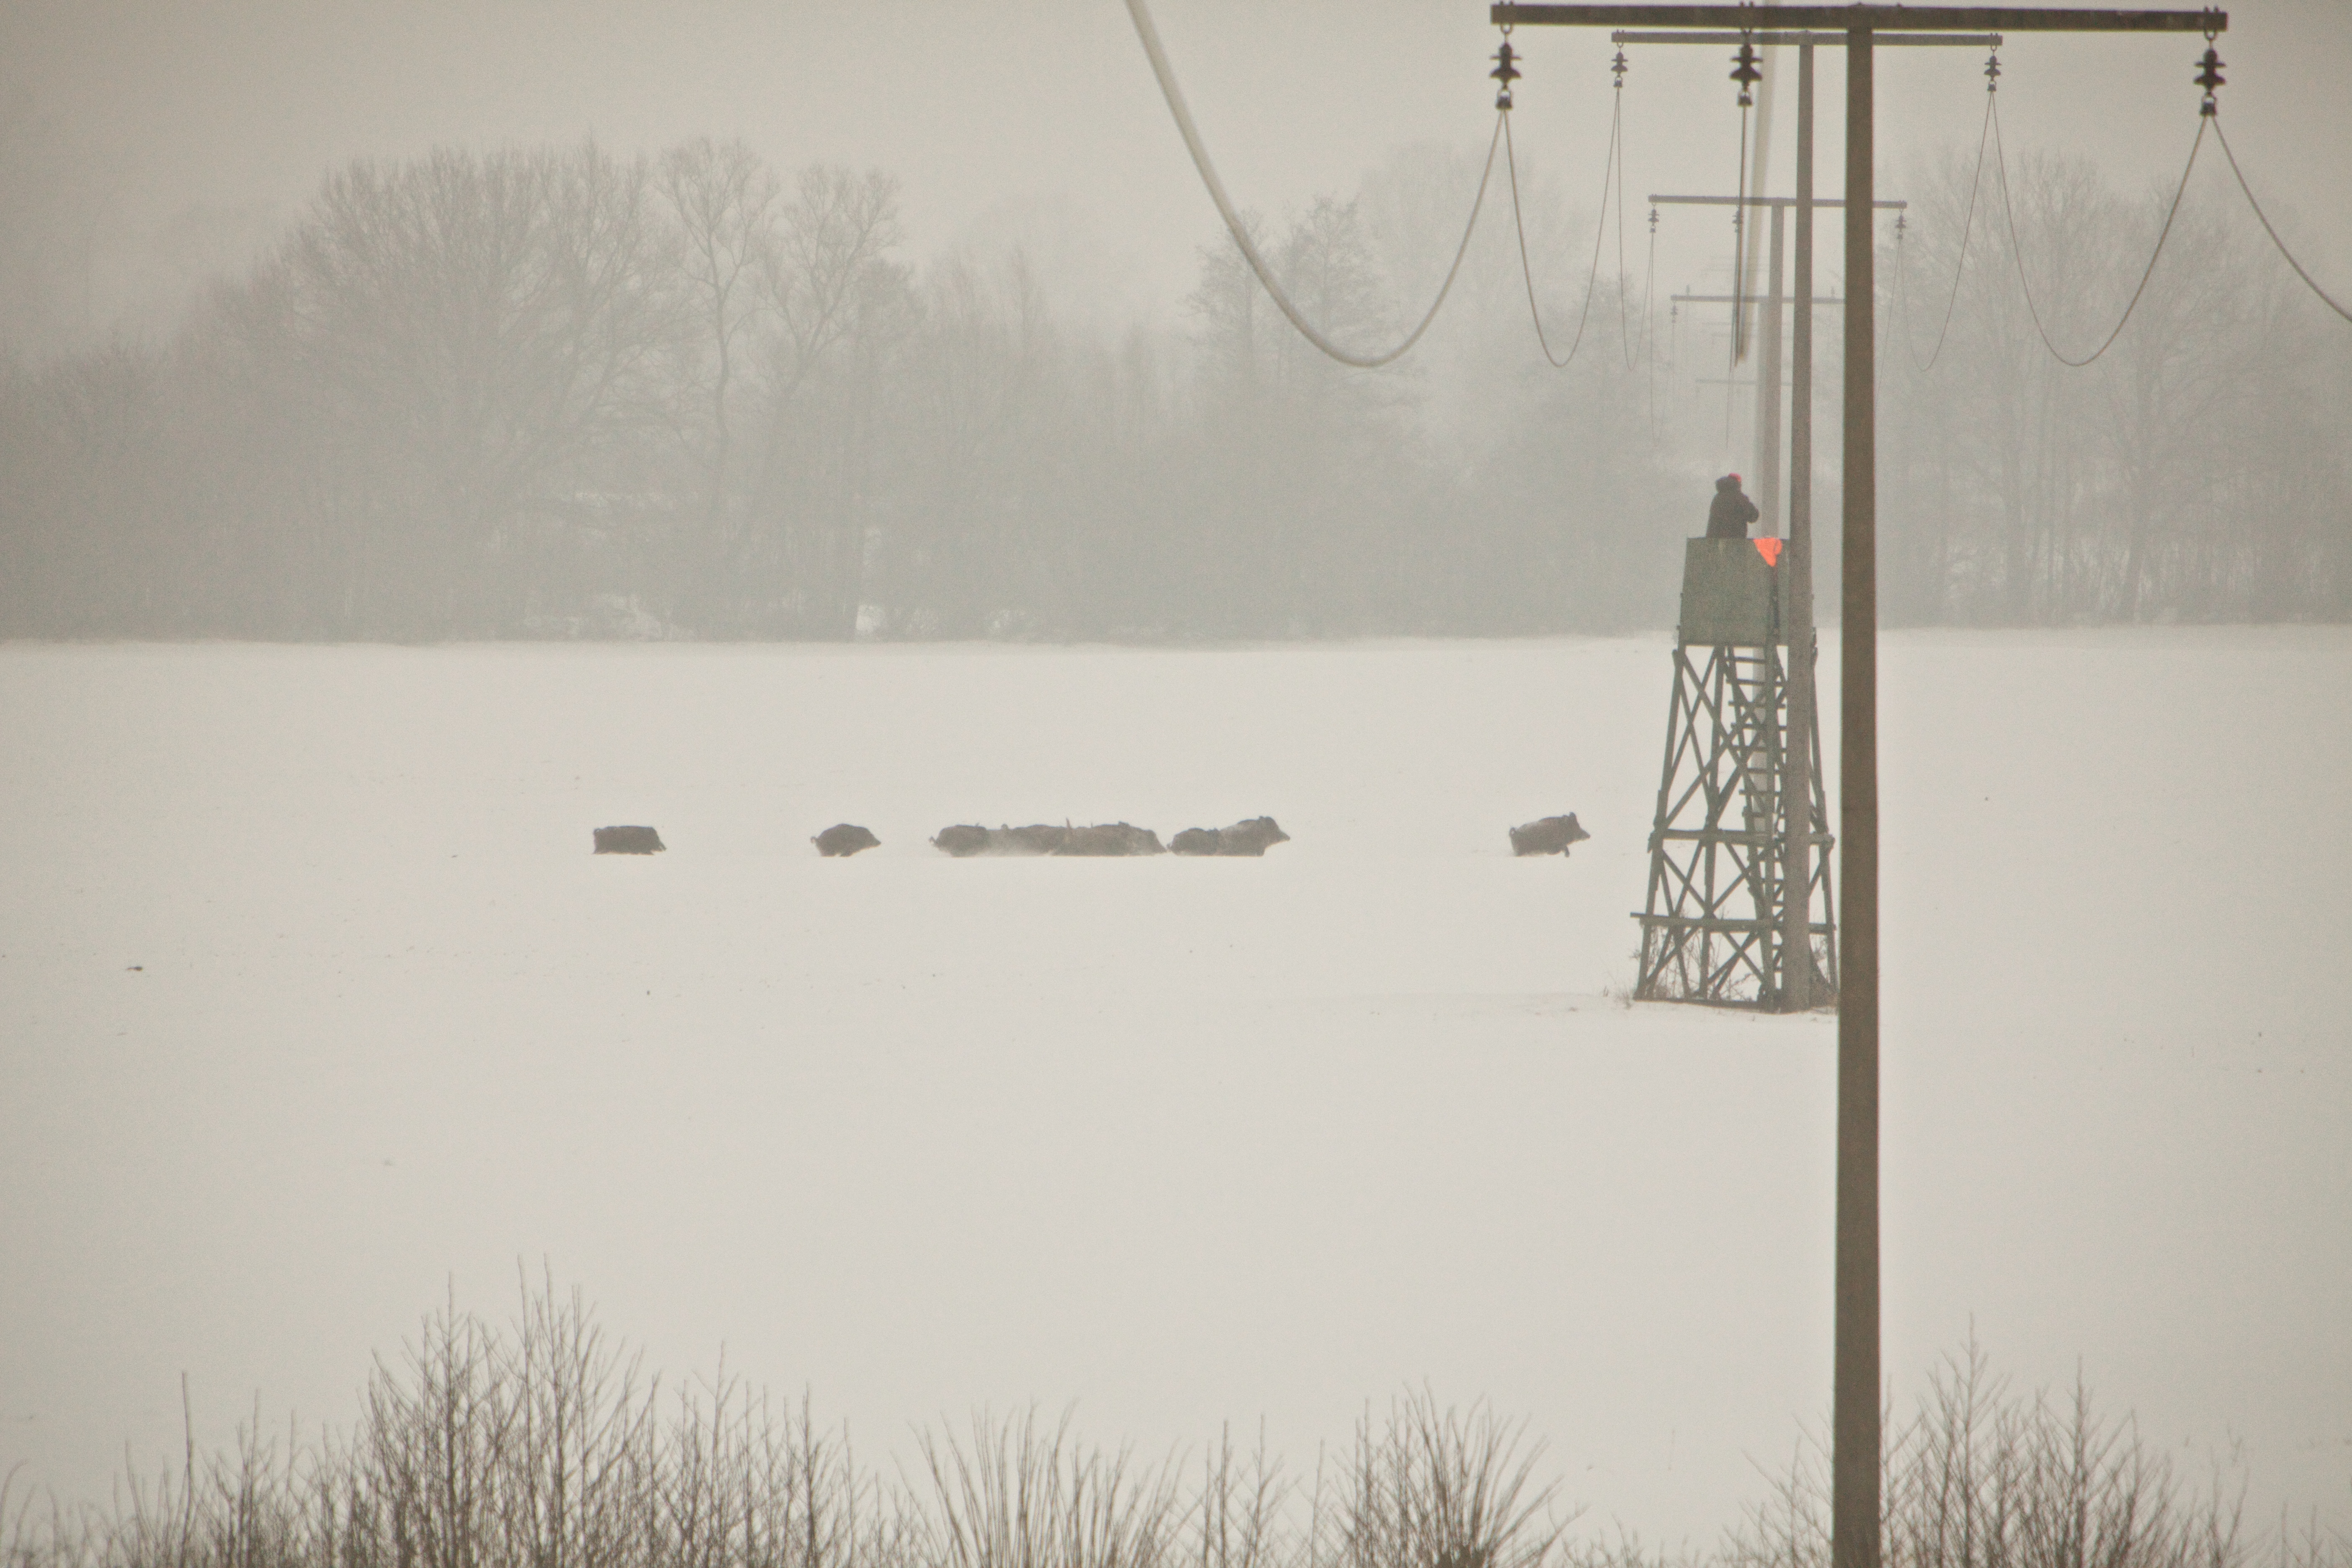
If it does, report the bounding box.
[1782,39,1821,1011]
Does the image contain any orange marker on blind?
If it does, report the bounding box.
[1754,537,1785,567]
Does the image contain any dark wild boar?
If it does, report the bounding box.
[1172,817,1291,856]
[931,825,994,856]
[1509,814,1591,856]
[812,824,880,857]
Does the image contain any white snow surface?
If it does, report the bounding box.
[3,632,2347,1546]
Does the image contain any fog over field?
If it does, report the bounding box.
[2,2,2350,1565]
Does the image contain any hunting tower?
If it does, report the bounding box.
[1634,538,1837,1008]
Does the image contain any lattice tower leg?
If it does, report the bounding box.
[1635,640,1835,1008]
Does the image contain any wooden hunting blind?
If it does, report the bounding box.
[1635,539,1838,1007]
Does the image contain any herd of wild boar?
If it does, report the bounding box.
[593,812,1588,859]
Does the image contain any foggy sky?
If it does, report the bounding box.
[3,0,2348,358]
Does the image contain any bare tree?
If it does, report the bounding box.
[725,166,906,633]
[275,142,679,633]
[1728,1341,2267,1568]
[656,139,783,534]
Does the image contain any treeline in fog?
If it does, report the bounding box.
[0,137,1682,641]
[1,133,2345,640]
[1876,145,2352,624]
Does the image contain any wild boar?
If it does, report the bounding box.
[931,825,994,856]
[1508,814,1591,856]
[812,824,880,857]
[593,825,665,855]
[1172,817,1291,856]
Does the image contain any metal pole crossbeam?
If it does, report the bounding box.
[1497,6,2223,30]
[1482,17,2226,1568]
[1651,195,1905,208]
[1613,29,1997,42]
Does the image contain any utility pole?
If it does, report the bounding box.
[1489,15,2228,1568]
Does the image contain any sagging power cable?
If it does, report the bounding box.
[1728,22,1763,364]
[2209,113,2352,325]
[1124,0,1500,369]
[1613,51,1637,369]
[1891,58,1998,374]
[2184,39,2347,325]
[1990,92,2205,369]
[1504,53,1635,369]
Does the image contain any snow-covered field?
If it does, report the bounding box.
[3,632,2346,1546]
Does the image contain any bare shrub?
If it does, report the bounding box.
[1191,1429,1295,1568]
[912,1411,1183,1568]
[15,1300,2337,1568]
[1723,1342,2310,1568]
[1316,1394,1568,1568]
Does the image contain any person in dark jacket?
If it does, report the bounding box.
[1706,473,1760,539]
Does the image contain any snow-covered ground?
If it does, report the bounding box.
[3,632,2346,1547]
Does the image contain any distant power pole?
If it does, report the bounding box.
[1490,15,2230,1568]
[1653,191,1908,539]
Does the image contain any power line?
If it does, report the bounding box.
[1504,98,1627,368]
[1730,65,1754,363]
[1123,0,1501,369]
[1614,69,1636,368]
[1891,88,1995,373]
[1735,42,1777,366]
[1990,93,2205,368]
[2209,112,2352,325]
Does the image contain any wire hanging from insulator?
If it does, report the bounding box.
[1122,0,1504,369]
[1503,44,1632,369]
[1613,46,1635,367]
[1728,22,1762,366]
[2209,111,2352,324]
[2192,21,2346,323]
[1989,89,2205,367]
[1889,36,1995,376]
